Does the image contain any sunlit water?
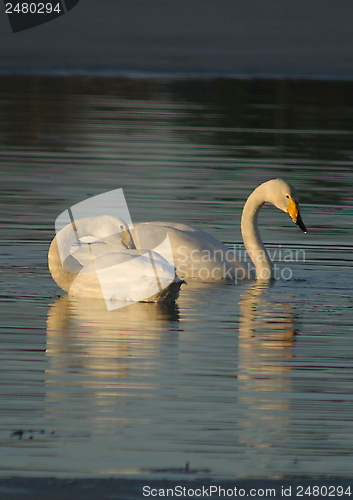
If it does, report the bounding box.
[0,76,353,479]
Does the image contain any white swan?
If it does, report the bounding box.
[131,179,306,281]
[48,215,184,305]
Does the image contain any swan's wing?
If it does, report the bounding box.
[89,250,180,303]
[133,221,250,280]
[135,221,231,250]
[137,221,201,232]
[94,250,177,280]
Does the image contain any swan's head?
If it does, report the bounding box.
[262,179,307,232]
[73,215,136,250]
[95,215,137,250]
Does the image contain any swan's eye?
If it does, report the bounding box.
[286,195,290,199]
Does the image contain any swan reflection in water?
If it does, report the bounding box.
[237,279,296,470]
[46,295,180,369]
[45,278,297,474]
[45,296,181,423]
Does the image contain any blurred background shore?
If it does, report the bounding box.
[1,0,353,77]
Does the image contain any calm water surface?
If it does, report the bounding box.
[0,76,353,479]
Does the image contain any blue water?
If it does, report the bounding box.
[0,76,353,479]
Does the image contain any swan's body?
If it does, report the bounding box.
[131,221,250,281]
[131,179,306,281]
[48,215,183,305]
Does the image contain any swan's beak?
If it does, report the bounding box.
[286,198,307,233]
[121,228,137,249]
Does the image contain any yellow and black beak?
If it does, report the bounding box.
[286,198,307,233]
[121,227,137,249]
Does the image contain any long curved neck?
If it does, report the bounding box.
[48,230,82,293]
[48,217,99,293]
[241,185,273,280]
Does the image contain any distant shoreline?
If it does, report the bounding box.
[0,69,353,81]
[0,476,352,500]
[1,0,353,79]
